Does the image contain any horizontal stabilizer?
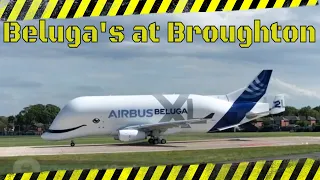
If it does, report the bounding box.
[211,124,240,132]
[270,94,286,115]
[245,111,271,120]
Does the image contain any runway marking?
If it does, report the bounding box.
[1,137,320,157]
[240,143,272,147]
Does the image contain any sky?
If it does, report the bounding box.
[0,6,319,116]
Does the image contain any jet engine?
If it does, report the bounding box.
[118,129,147,142]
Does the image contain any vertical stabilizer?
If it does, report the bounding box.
[209,70,273,132]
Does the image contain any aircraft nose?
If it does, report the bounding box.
[41,132,48,140]
[41,132,54,140]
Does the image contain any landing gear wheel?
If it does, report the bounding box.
[160,139,166,144]
[70,141,75,147]
[153,139,159,144]
[148,138,154,144]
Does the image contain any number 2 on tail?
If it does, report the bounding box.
[273,100,281,108]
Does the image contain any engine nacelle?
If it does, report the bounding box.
[118,129,147,142]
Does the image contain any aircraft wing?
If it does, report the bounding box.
[123,113,215,132]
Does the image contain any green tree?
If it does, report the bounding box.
[15,113,24,129]
[15,106,33,131]
[24,104,48,125]
[283,106,299,116]
[45,104,60,124]
[0,116,8,128]
[13,104,60,131]
[262,119,271,126]
[298,106,312,116]
[296,120,308,127]
[295,106,320,120]
[313,106,320,113]
[308,109,320,118]
[7,115,15,123]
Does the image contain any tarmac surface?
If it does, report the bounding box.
[0,136,320,157]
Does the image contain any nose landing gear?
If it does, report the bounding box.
[70,140,75,147]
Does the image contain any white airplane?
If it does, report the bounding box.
[41,70,285,146]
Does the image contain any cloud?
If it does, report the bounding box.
[0,77,43,88]
[271,78,320,100]
[0,6,319,115]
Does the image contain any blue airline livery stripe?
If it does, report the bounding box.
[238,70,272,102]
[209,70,272,132]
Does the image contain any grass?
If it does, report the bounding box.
[0,132,320,147]
[1,144,320,176]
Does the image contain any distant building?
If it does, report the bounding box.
[33,122,44,135]
[255,116,318,127]
[299,116,317,126]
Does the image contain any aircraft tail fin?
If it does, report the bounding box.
[270,94,286,115]
[226,70,273,103]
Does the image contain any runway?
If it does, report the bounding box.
[0,136,320,157]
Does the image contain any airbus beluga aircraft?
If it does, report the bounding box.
[41,70,285,146]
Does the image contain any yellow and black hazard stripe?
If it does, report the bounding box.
[3,158,320,180]
[0,0,318,22]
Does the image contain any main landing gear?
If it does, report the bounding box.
[148,137,166,145]
[70,140,75,147]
